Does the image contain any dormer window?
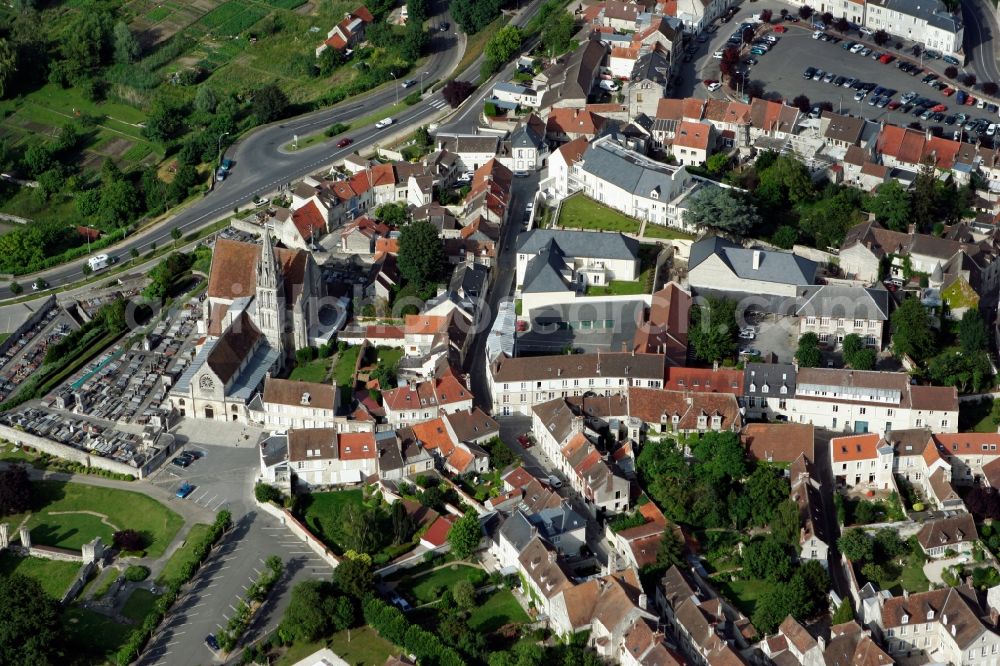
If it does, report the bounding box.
[780,385,787,394]
[761,384,769,394]
[927,610,935,621]
[902,614,909,624]
[749,383,756,392]
[301,392,311,405]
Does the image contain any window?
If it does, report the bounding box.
[854,319,864,328]
[806,316,817,325]
[859,407,866,415]
[887,408,894,416]
[941,419,949,428]
[833,405,839,413]
[779,399,786,410]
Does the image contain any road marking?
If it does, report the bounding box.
[253,567,262,575]
[229,604,239,612]
[242,584,249,590]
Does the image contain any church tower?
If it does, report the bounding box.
[255,231,285,362]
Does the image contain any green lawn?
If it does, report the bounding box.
[376,347,403,369]
[557,193,641,234]
[297,489,365,555]
[587,279,647,296]
[468,589,530,633]
[121,588,160,624]
[156,523,212,588]
[333,346,362,388]
[288,356,332,383]
[277,626,400,666]
[0,552,81,600]
[712,578,779,619]
[960,398,997,433]
[24,481,182,557]
[642,224,695,241]
[63,605,134,660]
[396,563,483,604]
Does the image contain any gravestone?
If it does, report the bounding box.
[0,523,8,550]
[18,526,30,548]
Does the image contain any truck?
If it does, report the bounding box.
[88,254,110,272]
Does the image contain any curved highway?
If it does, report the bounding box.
[6,0,545,300]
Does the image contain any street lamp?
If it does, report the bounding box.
[217,131,230,164]
[390,71,399,105]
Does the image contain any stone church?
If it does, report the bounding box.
[167,234,324,423]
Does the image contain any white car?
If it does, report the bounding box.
[713,49,725,59]
[812,30,823,39]
[456,171,473,183]
[739,328,756,340]
[859,26,874,36]
[375,117,394,129]
[988,123,998,136]
[599,79,620,92]
[764,34,779,43]
[850,43,864,53]
[706,81,722,92]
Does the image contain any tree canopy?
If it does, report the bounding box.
[451,0,503,33]
[689,297,737,363]
[795,332,822,368]
[448,510,482,558]
[890,297,937,363]
[0,464,30,517]
[0,573,62,665]
[398,220,444,288]
[683,186,760,237]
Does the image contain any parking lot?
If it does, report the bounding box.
[694,6,1000,144]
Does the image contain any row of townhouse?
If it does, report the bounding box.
[258,405,497,490]
[744,364,959,435]
[761,616,892,666]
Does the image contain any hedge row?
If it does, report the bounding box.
[362,596,464,666]
[115,510,232,665]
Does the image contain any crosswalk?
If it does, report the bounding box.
[428,97,448,109]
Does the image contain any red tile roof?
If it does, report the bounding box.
[420,514,456,547]
[663,367,742,394]
[291,200,325,241]
[339,432,376,460]
[831,433,880,462]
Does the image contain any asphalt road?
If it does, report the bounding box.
[8,0,547,302]
[962,0,1000,86]
[139,442,332,666]
[694,3,1000,138]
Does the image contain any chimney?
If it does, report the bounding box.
[713,360,719,371]
[548,550,557,563]
[903,589,909,599]
[639,593,648,610]
[752,250,762,270]
[951,624,957,637]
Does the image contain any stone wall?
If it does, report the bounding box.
[254,498,340,569]
[0,424,143,478]
[62,560,96,604]
[0,296,56,359]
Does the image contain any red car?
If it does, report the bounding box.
[942,87,955,96]
[336,137,353,148]
[517,434,532,448]
[931,103,947,113]
[887,100,901,110]
[879,53,895,64]
[772,25,787,32]
[966,95,977,106]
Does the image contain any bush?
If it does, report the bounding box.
[254,482,283,504]
[114,529,147,553]
[295,347,317,364]
[404,91,421,105]
[124,565,150,582]
[324,122,350,138]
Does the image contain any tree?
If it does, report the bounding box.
[113,21,140,64]
[772,226,798,249]
[770,500,801,547]
[912,159,937,230]
[683,186,760,237]
[254,482,283,504]
[984,82,999,96]
[959,308,988,355]
[792,94,811,113]
[832,600,855,624]
[194,86,218,114]
[9,281,21,295]
[0,39,16,99]
[0,573,61,664]
[742,537,793,581]
[868,180,911,231]
[451,0,503,33]
[484,25,522,69]
[253,83,289,125]
[795,332,822,367]
[760,9,773,22]
[0,464,31,516]
[798,5,814,19]
[170,226,182,247]
[821,11,833,24]
[339,503,381,553]
[281,581,345,642]
[542,11,575,57]
[333,551,374,598]
[398,220,444,288]
[835,16,849,32]
[746,464,789,526]
[964,73,978,87]
[453,579,477,610]
[689,297,737,363]
[656,529,685,570]
[848,348,876,370]
[113,529,145,552]
[891,297,937,362]
[874,528,906,560]
[706,152,730,176]
[873,29,889,46]
[390,500,414,545]
[130,247,139,262]
[442,80,475,108]
[838,528,874,562]
[375,202,408,226]
[448,510,482,558]
[945,65,959,79]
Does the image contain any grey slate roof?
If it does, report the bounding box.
[522,244,573,294]
[578,136,684,198]
[449,262,488,298]
[517,228,639,261]
[511,120,545,149]
[632,49,669,84]
[744,363,797,397]
[689,236,818,286]
[494,82,533,95]
[868,0,962,32]
[499,510,536,552]
[795,285,890,321]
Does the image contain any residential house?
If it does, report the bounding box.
[795,284,890,349]
[286,428,377,488]
[622,48,672,119]
[687,235,818,298]
[632,283,692,365]
[761,618,893,666]
[547,38,608,109]
[315,5,374,55]
[434,136,502,173]
[546,108,608,144]
[790,453,831,567]
[260,378,339,431]
[821,111,868,149]
[509,114,548,172]
[375,428,436,481]
[743,363,797,421]
[669,121,713,166]
[517,536,575,617]
[741,422,815,465]
[463,158,513,226]
[917,514,978,558]
[865,0,963,56]
[259,434,292,490]
[489,352,665,417]
[608,501,681,571]
[411,415,490,475]
[627,387,743,438]
[381,370,473,427]
[339,216,390,255]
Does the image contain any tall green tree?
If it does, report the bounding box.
[448,510,482,558]
[280,581,344,642]
[838,528,874,562]
[770,499,801,547]
[688,297,737,363]
[891,297,937,363]
[911,159,937,231]
[333,551,374,598]
[683,187,761,237]
[867,180,911,231]
[742,537,793,581]
[0,464,31,516]
[795,332,822,367]
[113,21,140,64]
[541,11,575,57]
[253,83,290,124]
[0,573,61,665]
[484,25,522,68]
[959,308,988,355]
[746,464,790,526]
[0,39,17,99]
[398,220,444,288]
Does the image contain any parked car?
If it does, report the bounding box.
[205,635,220,652]
[931,104,947,113]
[517,434,532,448]
[943,54,960,65]
[803,66,817,79]
[32,279,47,291]
[548,475,563,489]
[704,79,722,91]
[957,90,968,105]
[336,137,353,148]
[176,482,194,499]
[739,328,756,340]
[772,25,786,32]
[171,454,192,468]
[712,49,725,58]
